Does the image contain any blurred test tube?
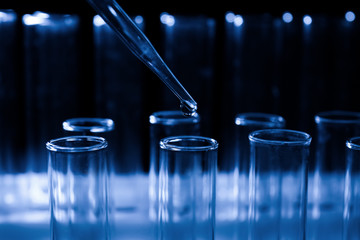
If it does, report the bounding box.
[22,11,81,211]
[93,15,150,239]
[0,9,30,228]
[159,13,216,137]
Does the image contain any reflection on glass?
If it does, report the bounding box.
[149,110,200,239]
[308,110,360,240]
[159,136,218,240]
[47,136,109,240]
[249,129,311,240]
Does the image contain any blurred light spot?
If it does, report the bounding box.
[108,5,117,17]
[0,11,17,22]
[134,15,143,25]
[93,15,105,27]
[282,12,293,23]
[303,15,312,25]
[225,11,235,23]
[63,15,77,26]
[34,11,49,19]
[23,11,50,26]
[345,11,355,22]
[160,12,175,27]
[234,15,243,27]
[149,115,156,124]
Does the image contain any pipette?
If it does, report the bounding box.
[86,0,197,116]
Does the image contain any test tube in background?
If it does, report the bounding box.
[308,110,360,240]
[23,12,81,208]
[149,110,200,239]
[0,8,29,229]
[344,136,360,240]
[215,113,286,239]
[219,13,279,178]
[159,136,218,240]
[273,12,303,131]
[331,12,360,112]
[63,118,115,136]
[93,14,146,174]
[62,117,122,239]
[159,13,216,137]
[299,14,334,134]
[93,15,149,239]
[249,129,311,240]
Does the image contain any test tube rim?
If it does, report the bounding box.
[160,135,218,152]
[249,129,312,146]
[235,112,286,127]
[346,136,360,150]
[46,136,108,153]
[63,117,115,133]
[149,110,200,125]
[315,110,360,125]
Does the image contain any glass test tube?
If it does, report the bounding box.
[22,12,80,209]
[159,136,218,240]
[308,110,360,240]
[249,129,311,240]
[149,110,200,238]
[62,117,133,239]
[47,136,109,240]
[94,15,155,239]
[331,14,360,114]
[300,15,333,133]
[93,14,145,173]
[0,9,27,222]
[344,136,360,240]
[215,112,286,239]
[219,13,279,192]
[237,113,286,238]
[221,13,277,113]
[273,13,303,131]
[159,13,216,136]
[0,10,22,172]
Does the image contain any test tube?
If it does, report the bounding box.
[159,136,218,240]
[219,113,285,239]
[93,15,150,239]
[219,13,279,189]
[62,118,115,189]
[0,9,31,233]
[221,13,277,121]
[93,14,145,172]
[149,110,200,238]
[47,136,109,240]
[300,14,334,133]
[159,13,216,136]
[344,136,360,240]
[249,129,311,239]
[22,12,81,209]
[308,110,360,239]
[330,14,360,115]
[274,12,303,131]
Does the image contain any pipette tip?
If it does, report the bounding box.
[180,100,197,117]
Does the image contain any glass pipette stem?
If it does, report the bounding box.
[87,0,197,115]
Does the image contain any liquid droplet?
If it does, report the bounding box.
[180,100,197,117]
